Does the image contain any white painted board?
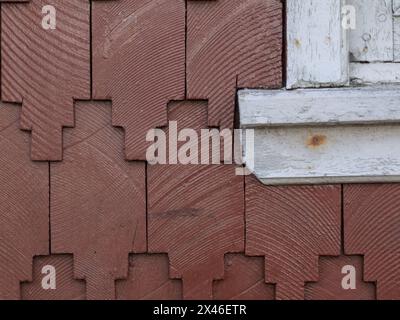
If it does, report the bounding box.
[286,0,348,88]
[239,87,400,185]
[394,0,400,15]
[350,62,400,83]
[395,17,400,61]
[250,125,400,185]
[348,0,393,62]
[239,86,400,128]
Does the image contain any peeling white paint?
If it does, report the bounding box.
[239,87,400,185]
[286,0,349,88]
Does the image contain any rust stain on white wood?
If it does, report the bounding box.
[239,87,400,185]
[261,0,400,184]
[286,0,348,88]
[251,125,400,185]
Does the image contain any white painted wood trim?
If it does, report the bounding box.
[394,0,400,15]
[394,16,400,61]
[350,63,400,84]
[255,175,400,186]
[286,0,400,86]
[348,0,394,62]
[238,86,400,185]
[239,86,400,128]
[247,125,400,185]
[286,0,349,88]
[266,1,400,184]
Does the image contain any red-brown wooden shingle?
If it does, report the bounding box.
[345,184,400,300]
[50,101,146,299]
[305,255,376,300]
[148,101,244,299]
[1,0,90,160]
[245,176,341,300]
[0,103,48,300]
[187,0,282,129]
[21,255,85,300]
[116,254,182,300]
[213,254,275,300]
[92,0,185,161]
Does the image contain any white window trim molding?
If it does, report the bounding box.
[240,86,400,128]
[239,86,400,185]
[239,0,400,185]
[287,0,349,89]
[287,0,400,88]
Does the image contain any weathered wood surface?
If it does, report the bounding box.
[348,0,393,62]
[21,255,85,300]
[187,0,282,128]
[286,0,348,88]
[350,63,400,84]
[345,184,400,299]
[1,0,91,160]
[394,17,400,61]
[50,102,146,300]
[0,104,49,300]
[250,125,400,185]
[116,255,182,300]
[305,256,376,300]
[92,0,185,161]
[245,176,341,300]
[148,101,244,300]
[394,0,400,14]
[287,0,400,85]
[239,86,400,185]
[213,254,274,300]
[239,86,400,127]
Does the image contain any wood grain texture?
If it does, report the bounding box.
[213,254,274,300]
[245,175,341,300]
[350,62,400,84]
[116,254,182,300]
[187,0,282,129]
[348,0,393,62]
[92,0,185,161]
[344,184,400,300]
[50,101,146,300]
[239,86,400,127]
[305,256,376,300]
[1,0,90,160]
[395,0,400,15]
[248,124,400,185]
[239,87,400,185]
[148,101,244,300]
[21,255,85,300]
[0,103,49,300]
[394,17,400,61]
[286,0,348,88]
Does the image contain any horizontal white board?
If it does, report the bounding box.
[239,86,400,185]
[250,125,400,185]
[239,86,400,127]
[348,0,393,62]
[350,63,400,83]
